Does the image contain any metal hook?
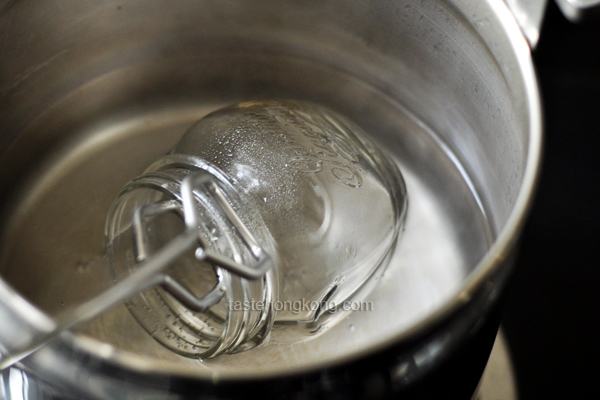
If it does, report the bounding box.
[0,171,273,370]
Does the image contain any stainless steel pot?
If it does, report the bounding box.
[0,0,555,398]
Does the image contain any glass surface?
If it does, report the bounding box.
[106,100,407,358]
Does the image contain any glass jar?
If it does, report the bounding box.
[106,100,407,358]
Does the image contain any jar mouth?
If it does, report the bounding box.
[105,157,278,358]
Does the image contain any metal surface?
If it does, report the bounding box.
[0,0,541,397]
[505,0,549,47]
[0,367,71,400]
[556,0,600,20]
[0,215,199,370]
[475,330,518,400]
[506,0,600,42]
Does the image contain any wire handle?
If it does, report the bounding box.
[131,172,273,310]
[0,171,273,370]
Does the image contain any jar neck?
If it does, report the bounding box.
[106,154,278,358]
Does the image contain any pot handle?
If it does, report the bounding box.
[506,0,600,48]
[506,0,548,48]
[556,0,600,21]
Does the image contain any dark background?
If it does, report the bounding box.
[502,2,600,399]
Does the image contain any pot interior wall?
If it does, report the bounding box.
[0,0,530,375]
